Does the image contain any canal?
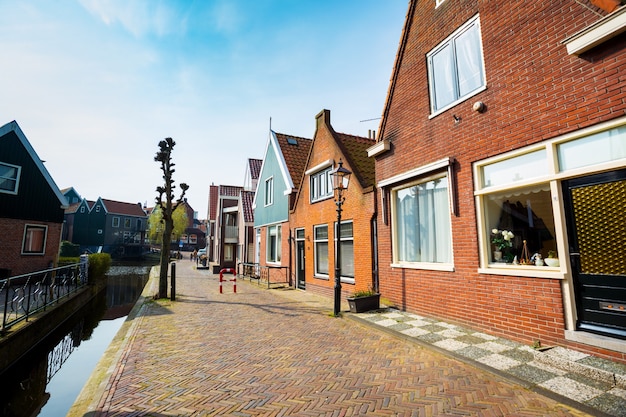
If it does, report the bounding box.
[0,265,152,417]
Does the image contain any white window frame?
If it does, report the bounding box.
[313,224,329,278]
[334,220,354,283]
[112,217,120,227]
[310,166,334,203]
[473,115,626,278]
[21,224,47,255]
[427,14,486,116]
[264,177,274,206]
[266,224,281,263]
[95,206,100,212]
[390,173,454,271]
[80,206,86,213]
[0,162,21,195]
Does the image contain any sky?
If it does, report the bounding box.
[1,0,408,218]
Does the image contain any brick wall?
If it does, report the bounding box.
[0,218,63,276]
[375,0,626,362]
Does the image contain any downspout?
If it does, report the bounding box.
[371,187,379,293]
[288,227,293,287]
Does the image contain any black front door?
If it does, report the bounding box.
[562,169,626,339]
[296,240,305,290]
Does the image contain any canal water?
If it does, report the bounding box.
[0,265,151,417]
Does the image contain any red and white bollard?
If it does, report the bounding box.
[219,268,236,293]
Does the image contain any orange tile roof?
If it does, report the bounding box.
[335,132,376,189]
[274,132,313,191]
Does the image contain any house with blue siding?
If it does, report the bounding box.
[253,131,312,283]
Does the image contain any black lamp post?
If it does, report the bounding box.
[330,159,352,317]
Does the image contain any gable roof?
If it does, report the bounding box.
[0,120,68,209]
[241,190,255,223]
[335,132,376,190]
[274,132,313,192]
[249,158,263,180]
[100,198,147,216]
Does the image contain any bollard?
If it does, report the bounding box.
[170,262,176,301]
[219,268,236,294]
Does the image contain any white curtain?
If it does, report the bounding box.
[456,24,482,96]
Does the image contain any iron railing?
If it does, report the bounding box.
[1,261,88,333]
[237,262,289,288]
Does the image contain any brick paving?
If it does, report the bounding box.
[70,261,599,417]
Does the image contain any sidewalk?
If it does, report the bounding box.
[69,260,625,416]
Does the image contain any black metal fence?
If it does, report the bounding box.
[1,260,89,333]
[237,262,289,288]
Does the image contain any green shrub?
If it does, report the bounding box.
[59,241,80,257]
[58,256,80,266]
[88,253,112,279]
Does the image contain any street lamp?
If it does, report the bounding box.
[330,159,352,317]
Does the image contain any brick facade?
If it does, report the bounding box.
[289,110,376,299]
[374,1,626,362]
[0,217,63,277]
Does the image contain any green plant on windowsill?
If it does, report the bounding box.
[545,250,560,267]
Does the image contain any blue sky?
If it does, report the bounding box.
[0,0,407,218]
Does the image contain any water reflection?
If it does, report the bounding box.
[0,266,150,417]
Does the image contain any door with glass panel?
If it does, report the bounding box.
[295,228,306,290]
[562,169,626,339]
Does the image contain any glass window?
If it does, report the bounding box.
[393,175,452,264]
[265,177,273,206]
[0,162,20,194]
[112,217,120,227]
[335,221,354,280]
[483,184,557,264]
[124,218,131,228]
[266,224,281,263]
[428,15,485,114]
[189,234,197,244]
[22,225,47,254]
[314,225,329,276]
[310,167,333,202]
[80,206,85,213]
[482,150,548,188]
[558,125,626,172]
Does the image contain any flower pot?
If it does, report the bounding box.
[493,250,502,262]
[347,293,380,313]
[544,258,560,267]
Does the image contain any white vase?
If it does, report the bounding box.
[493,250,502,262]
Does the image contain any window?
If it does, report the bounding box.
[189,234,197,244]
[310,167,333,202]
[473,119,626,272]
[266,224,281,263]
[137,219,142,230]
[112,217,120,227]
[80,206,85,213]
[335,221,354,281]
[22,225,47,254]
[392,175,452,265]
[95,206,100,212]
[0,162,20,194]
[314,225,329,276]
[124,218,131,228]
[264,177,273,206]
[427,15,485,114]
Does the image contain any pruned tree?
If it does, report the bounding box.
[154,137,189,298]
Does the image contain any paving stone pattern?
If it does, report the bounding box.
[81,261,606,416]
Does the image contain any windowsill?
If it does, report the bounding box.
[391,262,455,272]
[367,139,391,157]
[479,264,565,279]
[314,275,330,281]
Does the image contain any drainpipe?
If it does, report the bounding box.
[371,187,379,293]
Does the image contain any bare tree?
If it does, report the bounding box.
[154,137,189,298]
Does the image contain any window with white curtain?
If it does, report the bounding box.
[392,175,452,265]
[314,224,329,276]
[266,224,281,263]
[335,221,354,281]
[427,15,485,114]
[310,167,333,202]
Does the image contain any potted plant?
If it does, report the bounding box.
[347,289,380,313]
[544,250,560,267]
[491,229,514,262]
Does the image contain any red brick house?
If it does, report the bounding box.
[0,121,68,277]
[369,0,626,362]
[289,109,376,298]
